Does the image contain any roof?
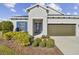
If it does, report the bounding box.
[46,6,64,15]
[27,4,64,15]
[10,16,28,20]
[27,4,48,11]
[13,16,28,17]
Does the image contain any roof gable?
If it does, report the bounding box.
[27,4,48,11]
[47,6,64,15]
[27,4,64,15]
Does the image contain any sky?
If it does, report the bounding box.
[0,3,79,20]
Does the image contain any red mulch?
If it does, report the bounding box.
[0,39,63,55]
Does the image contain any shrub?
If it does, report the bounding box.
[32,38,41,47]
[0,22,2,31]
[1,21,13,33]
[29,35,34,45]
[32,40,38,47]
[3,32,12,40]
[46,35,50,38]
[46,39,55,48]
[2,30,10,34]
[35,38,41,44]
[3,32,31,46]
[41,35,46,39]
[39,40,46,47]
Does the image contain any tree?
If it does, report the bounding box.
[1,21,14,33]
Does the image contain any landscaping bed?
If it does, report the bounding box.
[0,39,63,55]
[0,31,63,55]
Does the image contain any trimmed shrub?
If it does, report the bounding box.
[35,38,41,44]
[41,35,46,39]
[39,40,46,47]
[46,39,55,48]
[32,38,41,47]
[32,40,38,47]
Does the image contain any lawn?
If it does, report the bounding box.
[0,45,17,55]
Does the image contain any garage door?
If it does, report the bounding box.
[48,24,76,36]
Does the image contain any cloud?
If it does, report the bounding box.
[47,3,62,12]
[66,12,71,15]
[11,8,16,12]
[37,3,45,6]
[73,12,78,15]
[4,3,16,8]
[3,3,16,13]
[0,18,2,19]
[74,6,78,10]
[23,9,26,12]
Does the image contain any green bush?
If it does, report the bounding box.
[3,32,31,46]
[32,38,41,47]
[2,30,10,34]
[29,35,34,45]
[32,40,38,47]
[0,22,2,31]
[41,35,46,39]
[3,32,12,40]
[35,38,41,44]
[46,39,55,48]
[39,40,46,47]
[1,21,13,33]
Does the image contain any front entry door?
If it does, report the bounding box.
[33,19,43,36]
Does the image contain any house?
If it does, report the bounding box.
[10,4,79,37]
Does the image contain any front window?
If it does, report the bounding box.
[16,22,27,32]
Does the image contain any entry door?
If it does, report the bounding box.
[33,19,43,35]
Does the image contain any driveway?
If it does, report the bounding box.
[51,36,79,55]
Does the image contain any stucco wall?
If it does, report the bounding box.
[28,6,47,36]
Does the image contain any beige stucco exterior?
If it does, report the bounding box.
[28,6,47,36]
[10,4,79,37]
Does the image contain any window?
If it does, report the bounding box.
[16,22,27,32]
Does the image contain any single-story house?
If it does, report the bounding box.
[10,4,79,37]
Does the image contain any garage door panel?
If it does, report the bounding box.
[48,24,75,36]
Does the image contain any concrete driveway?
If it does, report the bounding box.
[51,36,79,55]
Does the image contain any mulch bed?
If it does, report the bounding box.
[0,39,63,55]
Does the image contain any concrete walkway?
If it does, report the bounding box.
[51,36,79,55]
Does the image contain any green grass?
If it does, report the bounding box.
[0,45,17,55]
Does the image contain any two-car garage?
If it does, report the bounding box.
[47,24,76,36]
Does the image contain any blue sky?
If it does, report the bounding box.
[0,3,79,19]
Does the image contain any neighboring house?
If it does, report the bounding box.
[10,4,79,37]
